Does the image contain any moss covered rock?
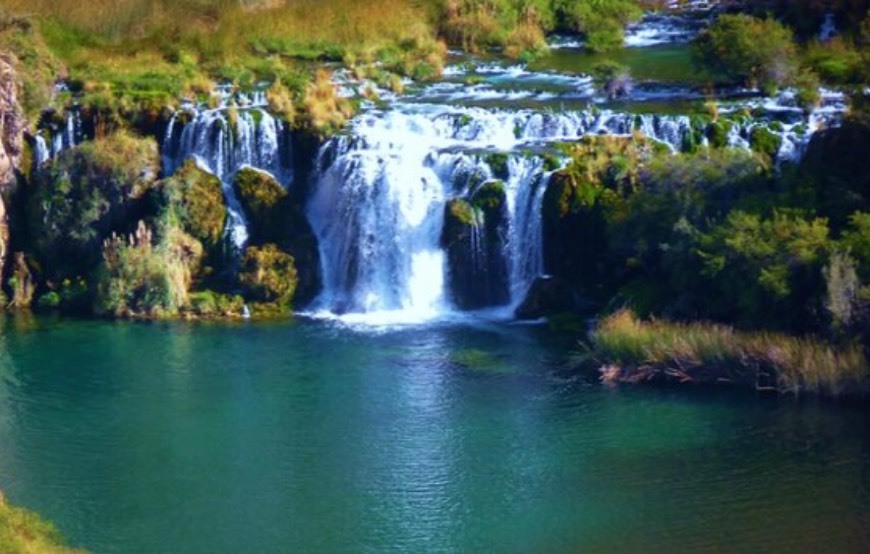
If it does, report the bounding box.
[28,131,160,282]
[233,167,287,240]
[239,243,297,308]
[441,182,510,310]
[706,120,735,149]
[232,167,321,304]
[162,160,226,253]
[750,126,783,160]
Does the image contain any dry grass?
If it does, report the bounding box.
[587,309,870,397]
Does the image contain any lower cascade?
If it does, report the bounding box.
[157,68,847,323]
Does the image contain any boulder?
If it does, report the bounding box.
[441,181,510,309]
[514,276,574,319]
[232,167,322,305]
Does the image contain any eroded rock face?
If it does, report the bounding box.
[0,54,25,188]
[0,193,8,298]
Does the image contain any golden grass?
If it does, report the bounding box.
[588,309,870,397]
[0,491,84,554]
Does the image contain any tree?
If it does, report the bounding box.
[692,14,798,94]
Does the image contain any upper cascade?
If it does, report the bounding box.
[162,101,293,251]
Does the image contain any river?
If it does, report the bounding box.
[0,315,868,552]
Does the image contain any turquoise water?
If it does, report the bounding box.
[0,314,868,553]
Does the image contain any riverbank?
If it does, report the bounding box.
[0,490,82,553]
[584,309,870,397]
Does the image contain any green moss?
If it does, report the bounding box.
[0,15,62,119]
[542,153,562,172]
[239,244,297,309]
[28,131,161,282]
[186,290,245,318]
[471,180,506,212]
[484,152,510,181]
[706,120,734,149]
[162,161,226,252]
[36,291,61,310]
[750,126,783,160]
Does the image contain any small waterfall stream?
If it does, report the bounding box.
[162,103,292,251]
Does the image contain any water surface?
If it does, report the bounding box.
[0,315,867,552]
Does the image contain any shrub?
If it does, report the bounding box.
[238,244,297,307]
[162,160,227,253]
[693,14,798,93]
[28,131,160,281]
[299,68,353,136]
[95,220,203,318]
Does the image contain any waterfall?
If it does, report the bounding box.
[303,98,840,321]
[162,105,292,251]
[504,156,550,306]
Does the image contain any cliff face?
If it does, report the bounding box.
[0,54,25,297]
[0,54,25,188]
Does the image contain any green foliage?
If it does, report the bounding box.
[749,126,783,161]
[554,0,641,52]
[162,161,227,253]
[697,210,831,326]
[484,152,510,180]
[692,14,798,93]
[238,244,297,308]
[0,13,62,118]
[186,290,245,318]
[95,220,203,318]
[803,38,866,85]
[28,131,161,281]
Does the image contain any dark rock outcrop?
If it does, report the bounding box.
[514,276,574,319]
[441,181,510,309]
[233,167,321,305]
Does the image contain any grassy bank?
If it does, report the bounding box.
[0,491,83,553]
[583,309,870,397]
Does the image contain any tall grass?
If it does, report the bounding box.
[586,309,869,397]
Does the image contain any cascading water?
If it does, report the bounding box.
[162,102,292,251]
[304,79,845,322]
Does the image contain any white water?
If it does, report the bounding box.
[163,105,290,251]
[157,51,848,325]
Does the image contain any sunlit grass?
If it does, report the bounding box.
[585,309,869,397]
[0,491,84,553]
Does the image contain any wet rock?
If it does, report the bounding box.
[515,276,574,319]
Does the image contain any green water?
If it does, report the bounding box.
[0,315,868,553]
[532,44,703,84]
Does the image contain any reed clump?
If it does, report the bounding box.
[587,309,869,397]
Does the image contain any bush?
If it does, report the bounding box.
[28,131,160,281]
[238,244,297,307]
[693,14,798,93]
[162,160,227,253]
[95,220,203,318]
